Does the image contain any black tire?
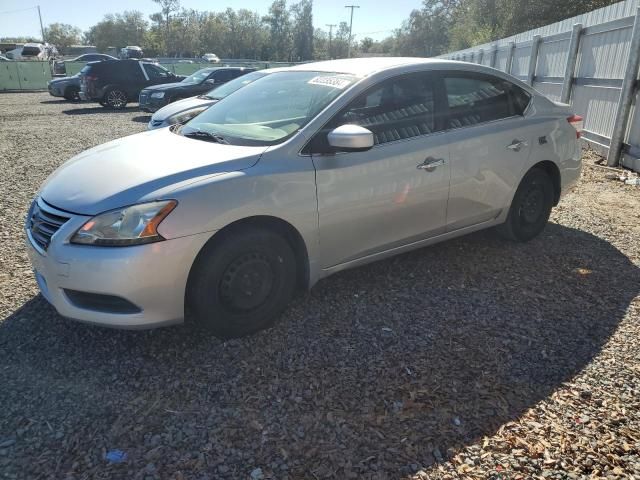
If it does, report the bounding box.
[497,168,554,242]
[187,227,297,338]
[63,86,80,101]
[103,88,128,109]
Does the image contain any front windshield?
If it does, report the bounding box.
[202,70,267,99]
[182,71,357,146]
[182,68,214,84]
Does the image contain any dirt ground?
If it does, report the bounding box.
[0,92,639,479]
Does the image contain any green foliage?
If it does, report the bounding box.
[43,0,623,61]
[44,23,82,49]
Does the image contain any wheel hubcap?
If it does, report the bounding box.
[219,253,274,311]
[108,91,126,107]
[520,185,544,224]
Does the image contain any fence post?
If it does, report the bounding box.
[526,35,542,85]
[560,23,583,104]
[506,41,516,74]
[608,7,640,166]
[490,45,498,68]
[478,49,484,64]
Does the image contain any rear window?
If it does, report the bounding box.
[444,74,512,128]
[22,47,41,56]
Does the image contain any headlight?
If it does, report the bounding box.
[150,92,165,99]
[168,107,207,125]
[71,201,177,246]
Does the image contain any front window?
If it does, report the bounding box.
[202,71,268,100]
[181,68,214,84]
[144,64,172,80]
[181,71,358,146]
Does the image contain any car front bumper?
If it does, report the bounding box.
[48,84,64,97]
[139,93,168,113]
[25,200,213,329]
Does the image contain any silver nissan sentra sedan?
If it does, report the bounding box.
[26,58,582,338]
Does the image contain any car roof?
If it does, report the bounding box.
[283,57,464,77]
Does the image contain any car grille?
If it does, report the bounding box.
[139,92,149,104]
[27,200,70,251]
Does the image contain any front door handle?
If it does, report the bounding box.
[417,157,445,171]
[506,139,528,152]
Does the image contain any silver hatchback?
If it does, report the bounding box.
[26,58,582,337]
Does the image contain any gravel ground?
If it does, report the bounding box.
[1,92,639,480]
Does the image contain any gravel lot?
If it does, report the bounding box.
[1,92,639,480]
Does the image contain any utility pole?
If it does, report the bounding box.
[326,24,336,59]
[37,5,46,43]
[345,4,360,58]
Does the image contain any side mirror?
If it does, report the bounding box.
[205,78,216,85]
[327,124,374,152]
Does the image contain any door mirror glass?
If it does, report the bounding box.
[327,124,374,152]
[205,78,216,85]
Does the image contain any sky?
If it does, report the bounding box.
[0,0,421,42]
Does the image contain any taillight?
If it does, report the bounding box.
[85,75,97,82]
[567,114,583,139]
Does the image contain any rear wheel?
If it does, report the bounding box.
[63,86,80,101]
[497,168,554,242]
[187,227,297,338]
[103,88,128,109]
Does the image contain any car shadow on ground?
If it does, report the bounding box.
[40,99,81,104]
[1,223,638,478]
[61,106,140,115]
[132,115,151,123]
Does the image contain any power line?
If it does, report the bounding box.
[345,4,360,58]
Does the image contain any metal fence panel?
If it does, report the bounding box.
[576,26,633,79]
[0,62,21,91]
[16,62,51,90]
[511,45,532,78]
[494,48,510,71]
[536,39,570,76]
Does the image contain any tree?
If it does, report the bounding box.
[85,11,148,52]
[153,0,180,53]
[44,23,82,49]
[290,0,314,61]
[264,0,292,61]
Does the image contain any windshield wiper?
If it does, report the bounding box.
[198,94,221,100]
[182,129,228,144]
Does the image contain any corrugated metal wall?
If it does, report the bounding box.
[441,0,640,171]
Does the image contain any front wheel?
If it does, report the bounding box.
[187,227,297,338]
[497,168,554,242]
[103,88,128,109]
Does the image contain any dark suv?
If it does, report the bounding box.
[79,60,183,109]
[138,67,255,113]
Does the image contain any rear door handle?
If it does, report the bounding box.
[417,157,445,171]
[506,139,528,152]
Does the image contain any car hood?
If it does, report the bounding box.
[143,81,196,92]
[151,96,217,121]
[40,128,268,215]
[50,76,79,85]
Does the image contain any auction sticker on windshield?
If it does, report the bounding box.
[307,76,352,89]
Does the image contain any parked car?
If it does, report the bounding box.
[120,46,143,59]
[79,60,184,109]
[202,53,220,63]
[25,58,582,338]
[53,53,116,75]
[48,74,81,100]
[139,67,255,113]
[148,69,273,129]
[20,43,47,60]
